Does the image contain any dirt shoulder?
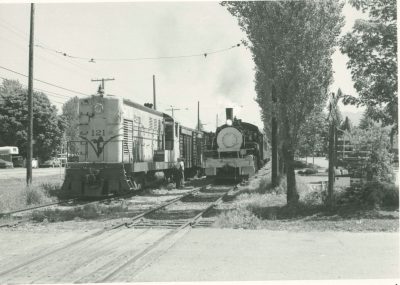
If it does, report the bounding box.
[132,228,399,281]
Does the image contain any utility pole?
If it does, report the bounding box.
[197,101,200,131]
[271,84,279,187]
[216,114,218,129]
[91,78,115,93]
[166,105,187,118]
[328,92,337,207]
[26,3,35,186]
[152,75,156,110]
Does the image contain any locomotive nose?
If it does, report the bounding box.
[222,132,238,148]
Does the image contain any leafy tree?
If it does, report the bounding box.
[0,79,65,161]
[223,1,344,204]
[358,109,376,130]
[348,126,394,182]
[340,0,397,129]
[61,96,79,153]
[297,110,329,160]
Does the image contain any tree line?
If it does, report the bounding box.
[0,79,79,162]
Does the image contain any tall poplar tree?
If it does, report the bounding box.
[223,1,344,204]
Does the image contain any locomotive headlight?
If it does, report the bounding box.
[226,119,232,126]
[94,103,103,114]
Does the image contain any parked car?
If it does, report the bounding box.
[40,158,61,168]
[12,156,24,167]
[0,158,13,168]
[57,154,68,166]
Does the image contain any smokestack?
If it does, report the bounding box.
[226,108,233,121]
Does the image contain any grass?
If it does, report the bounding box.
[0,175,63,213]
[31,202,129,222]
[213,172,399,232]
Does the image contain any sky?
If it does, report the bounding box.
[0,1,366,131]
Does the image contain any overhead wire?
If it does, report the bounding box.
[0,18,243,110]
[0,66,90,97]
[35,43,241,62]
[0,76,72,104]
[0,18,242,63]
[0,18,97,79]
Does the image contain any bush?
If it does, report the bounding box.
[337,181,399,208]
[213,208,262,229]
[302,190,325,205]
[24,186,53,206]
[298,168,318,175]
[293,160,308,169]
[41,182,62,197]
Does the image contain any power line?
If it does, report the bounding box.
[0,17,48,47]
[0,17,242,61]
[0,19,97,78]
[0,35,95,81]
[0,76,68,104]
[0,75,76,99]
[35,43,241,63]
[166,105,188,118]
[0,65,90,96]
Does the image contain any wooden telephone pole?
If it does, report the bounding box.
[91,78,115,93]
[197,101,200,131]
[328,92,338,207]
[26,3,35,185]
[153,75,156,110]
[166,105,187,118]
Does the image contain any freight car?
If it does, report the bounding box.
[203,108,269,181]
[62,89,204,197]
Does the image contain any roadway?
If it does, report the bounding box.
[0,167,65,180]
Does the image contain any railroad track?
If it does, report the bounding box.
[0,184,233,284]
[0,191,145,228]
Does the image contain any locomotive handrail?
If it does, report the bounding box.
[122,139,132,163]
[66,139,132,164]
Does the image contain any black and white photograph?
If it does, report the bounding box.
[0,0,398,283]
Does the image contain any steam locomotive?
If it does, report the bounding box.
[62,90,206,197]
[203,108,269,180]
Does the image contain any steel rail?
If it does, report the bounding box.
[0,186,204,278]
[97,185,232,282]
[0,198,77,218]
[120,187,204,229]
[0,190,142,227]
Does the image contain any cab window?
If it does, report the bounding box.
[165,123,174,150]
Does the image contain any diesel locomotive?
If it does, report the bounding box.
[62,90,205,197]
[203,108,269,180]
